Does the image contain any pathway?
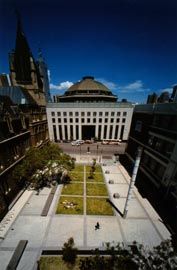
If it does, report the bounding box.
[0,157,171,270]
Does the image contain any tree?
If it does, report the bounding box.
[12,143,75,190]
[62,237,78,266]
[89,158,96,179]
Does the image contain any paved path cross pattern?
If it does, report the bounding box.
[0,157,170,270]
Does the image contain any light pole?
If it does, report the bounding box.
[123,146,143,218]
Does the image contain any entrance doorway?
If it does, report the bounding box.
[82,125,95,140]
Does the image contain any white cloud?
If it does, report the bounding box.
[160,87,173,93]
[96,78,117,90]
[118,80,149,93]
[50,81,73,91]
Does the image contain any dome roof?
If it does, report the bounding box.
[57,76,117,103]
[67,76,111,93]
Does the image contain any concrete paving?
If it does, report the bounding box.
[0,156,171,270]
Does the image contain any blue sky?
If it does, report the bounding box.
[0,0,177,103]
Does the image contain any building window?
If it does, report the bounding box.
[87,118,90,123]
[109,125,113,139]
[57,112,61,116]
[114,125,119,139]
[64,125,68,140]
[99,118,102,123]
[75,112,79,116]
[76,118,79,123]
[87,112,91,116]
[58,125,62,140]
[105,118,108,123]
[135,120,142,132]
[120,125,125,140]
[64,118,67,123]
[70,118,73,123]
[63,112,67,116]
[104,126,107,138]
[97,126,101,140]
[123,112,127,116]
[105,112,109,116]
[69,112,73,116]
[93,112,97,116]
[122,118,126,123]
[81,118,85,123]
[58,118,61,123]
[111,118,114,123]
[51,112,55,116]
[116,118,120,123]
[99,112,103,116]
[111,112,115,116]
[117,112,121,116]
[52,118,55,123]
[93,118,96,123]
[53,125,57,142]
[81,112,85,116]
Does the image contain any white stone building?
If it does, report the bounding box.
[47,76,134,141]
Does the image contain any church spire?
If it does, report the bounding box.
[14,11,32,84]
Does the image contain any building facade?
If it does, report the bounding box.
[47,76,133,141]
[122,95,177,238]
[0,15,50,219]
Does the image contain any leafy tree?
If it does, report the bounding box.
[12,143,75,190]
[62,237,78,266]
[89,158,96,179]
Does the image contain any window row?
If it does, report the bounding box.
[51,111,127,117]
[52,118,126,124]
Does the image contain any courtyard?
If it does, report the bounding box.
[0,157,171,270]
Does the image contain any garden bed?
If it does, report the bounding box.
[87,198,114,215]
[56,196,83,215]
[86,183,108,196]
[61,183,83,195]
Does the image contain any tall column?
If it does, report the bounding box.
[112,124,116,140]
[67,125,71,140]
[79,124,82,140]
[56,123,59,141]
[106,125,110,139]
[73,125,76,140]
[95,124,98,138]
[62,124,65,140]
[101,124,104,139]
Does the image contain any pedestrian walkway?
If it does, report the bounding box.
[0,156,171,270]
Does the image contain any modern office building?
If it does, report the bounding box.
[121,89,177,238]
[47,76,134,142]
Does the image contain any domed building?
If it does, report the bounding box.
[47,76,133,141]
[56,76,117,102]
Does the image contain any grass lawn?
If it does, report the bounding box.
[61,183,83,195]
[68,172,84,182]
[86,165,102,174]
[56,196,83,215]
[87,198,114,215]
[71,164,84,173]
[86,172,104,182]
[39,257,81,270]
[86,183,108,196]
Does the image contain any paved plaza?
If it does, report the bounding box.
[0,155,171,270]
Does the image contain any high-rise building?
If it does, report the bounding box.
[47,76,133,142]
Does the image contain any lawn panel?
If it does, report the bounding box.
[87,198,114,215]
[56,196,83,215]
